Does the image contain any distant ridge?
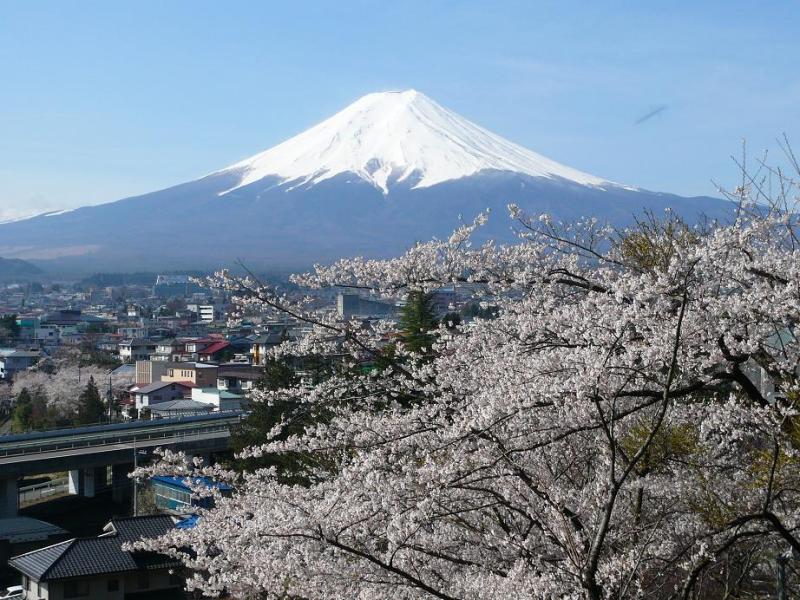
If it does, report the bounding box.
[0,257,44,281]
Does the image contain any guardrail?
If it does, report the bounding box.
[18,477,68,505]
[0,414,244,459]
[0,411,245,443]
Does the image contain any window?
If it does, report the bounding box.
[64,580,90,598]
[107,578,119,592]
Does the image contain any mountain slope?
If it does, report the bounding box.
[0,257,44,281]
[0,90,733,272]
[216,90,619,194]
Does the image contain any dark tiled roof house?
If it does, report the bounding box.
[9,515,184,599]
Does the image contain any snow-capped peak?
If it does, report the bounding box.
[217,89,621,195]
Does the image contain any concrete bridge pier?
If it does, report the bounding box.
[111,463,133,504]
[68,469,83,495]
[68,467,109,498]
[0,477,18,518]
[84,466,108,498]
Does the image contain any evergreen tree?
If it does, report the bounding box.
[77,376,105,425]
[29,386,50,429]
[11,388,33,432]
[398,291,439,356]
[0,314,20,339]
[230,358,305,475]
[259,358,301,392]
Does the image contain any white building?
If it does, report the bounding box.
[191,388,247,412]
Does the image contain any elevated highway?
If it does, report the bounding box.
[0,412,245,517]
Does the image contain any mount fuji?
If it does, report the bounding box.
[0,90,732,272]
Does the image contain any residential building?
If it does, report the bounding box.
[42,309,108,334]
[134,360,168,386]
[33,326,60,346]
[116,326,149,339]
[150,339,186,362]
[187,304,216,323]
[9,515,182,600]
[161,362,218,388]
[217,365,261,393]
[0,350,40,381]
[191,387,247,412]
[250,331,286,365]
[337,293,398,319]
[0,517,68,572]
[17,318,60,346]
[195,340,230,363]
[118,339,157,363]
[133,381,192,411]
[226,335,254,357]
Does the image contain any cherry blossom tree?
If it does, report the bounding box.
[135,154,800,598]
[12,363,111,422]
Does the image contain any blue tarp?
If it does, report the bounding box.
[175,515,200,529]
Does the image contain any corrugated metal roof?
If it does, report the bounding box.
[0,517,67,543]
[152,475,232,492]
[150,399,214,413]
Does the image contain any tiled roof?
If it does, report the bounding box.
[252,332,285,345]
[106,515,175,544]
[46,537,138,579]
[217,365,261,379]
[197,341,230,355]
[134,381,190,395]
[9,516,176,582]
[9,539,72,579]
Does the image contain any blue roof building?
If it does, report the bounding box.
[150,476,232,515]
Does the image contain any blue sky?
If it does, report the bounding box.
[1,1,798,221]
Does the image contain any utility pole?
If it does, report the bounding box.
[133,439,138,516]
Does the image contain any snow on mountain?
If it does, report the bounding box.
[0,89,731,272]
[216,89,625,195]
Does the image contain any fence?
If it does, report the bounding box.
[18,476,69,506]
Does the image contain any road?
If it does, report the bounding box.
[0,413,243,458]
